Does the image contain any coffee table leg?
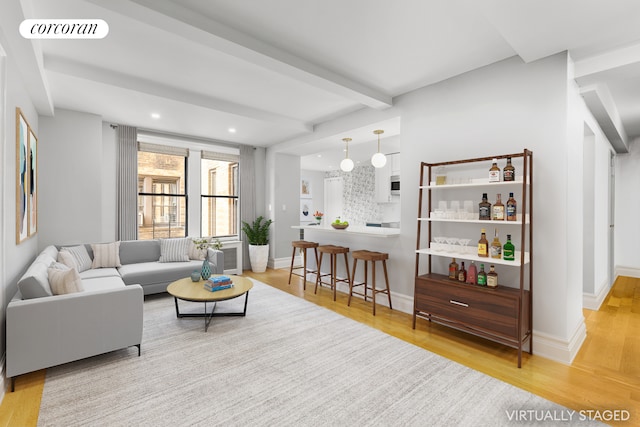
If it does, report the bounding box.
[204,301,217,332]
[174,297,181,317]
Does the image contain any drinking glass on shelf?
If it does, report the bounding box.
[450,200,460,211]
[445,237,458,252]
[438,201,447,211]
[433,236,446,251]
[458,239,475,254]
[458,238,471,253]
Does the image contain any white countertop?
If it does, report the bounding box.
[292,224,400,237]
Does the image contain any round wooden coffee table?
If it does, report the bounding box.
[167,275,253,331]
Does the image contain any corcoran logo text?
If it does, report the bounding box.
[19,19,109,39]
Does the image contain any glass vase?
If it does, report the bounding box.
[201,259,211,280]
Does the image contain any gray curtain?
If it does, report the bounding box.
[239,145,256,269]
[116,125,138,241]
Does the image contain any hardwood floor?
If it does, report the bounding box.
[2,270,639,426]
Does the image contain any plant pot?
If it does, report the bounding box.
[248,244,269,273]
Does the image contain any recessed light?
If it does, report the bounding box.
[151,113,160,119]
[317,154,322,158]
[228,128,236,133]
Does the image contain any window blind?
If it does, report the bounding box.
[201,150,239,163]
[138,142,189,157]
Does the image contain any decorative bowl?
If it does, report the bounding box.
[331,223,349,230]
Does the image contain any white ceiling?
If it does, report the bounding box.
[8,0,640,161]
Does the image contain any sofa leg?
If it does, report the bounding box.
[136,344,141,356]
[11,377,15,392]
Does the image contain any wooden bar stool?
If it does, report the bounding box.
[349,250,392,315]
[288,240,319,290]
[315,245,350,301]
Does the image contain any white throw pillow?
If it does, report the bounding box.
[48,264,84,295]
[159,238,190,263]
[91,241,122,268]
[57,251,77,270]
[60,245,92,272]
[188,238,207,261]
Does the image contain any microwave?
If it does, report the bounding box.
[390,175,400,195]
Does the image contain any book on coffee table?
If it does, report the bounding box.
[204,276,234,292]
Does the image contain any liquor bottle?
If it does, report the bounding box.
[490,228,502,259]
[478,228,489,257]
[487,265,498,288]
[503,234,515,261]
[466,261,477,285]
[492,193,505,221]
[479,193,491,220]
[477,264,487,286]
[506,192,517,221]
[489,158,500,182]
[458,261,467,282]
[503,157,515,181]
[448,258,459,280]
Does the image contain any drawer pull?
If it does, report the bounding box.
[449,300,469,307]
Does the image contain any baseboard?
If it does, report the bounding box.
[0,352,6,402]
[615,265,640,279]
[269,256,301,270]
[532,318,587,365]
[583,279,611,310]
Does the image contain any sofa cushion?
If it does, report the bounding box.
[91,241,122,268]
[48,265,84,295]
[159,238,190,263]
[82,276,126,292]
[17,255,55,299]
[79,268,120,280]
[119,240,161,265]
[60,245,93,272]
[118,260,205,286]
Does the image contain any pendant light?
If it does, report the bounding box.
[340,137,354,172]
[371,129,387,168]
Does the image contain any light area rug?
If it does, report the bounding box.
[38,280,600,427]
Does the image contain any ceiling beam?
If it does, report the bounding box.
[0,0,54,116]
[574,41,640,78]
[580,84,629,153]
[88,0,392,110]
[45,55,312,133]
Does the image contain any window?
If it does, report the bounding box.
[201,154,239,238]
[137,146,187,240]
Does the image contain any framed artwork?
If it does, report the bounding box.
[300,178,312,198]
[300,199,313,222]
[28,126,38,236]
[16,108,37,244]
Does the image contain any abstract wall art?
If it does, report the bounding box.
[16,108,37,244]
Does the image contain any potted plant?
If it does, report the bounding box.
[241,216,273,273]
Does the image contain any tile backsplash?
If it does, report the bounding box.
[326,165,391,225]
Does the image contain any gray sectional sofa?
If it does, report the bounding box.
[6,239,224,391]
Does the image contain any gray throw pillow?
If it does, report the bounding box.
[159,238,190,263]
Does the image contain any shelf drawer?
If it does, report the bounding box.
[415,277,520,339]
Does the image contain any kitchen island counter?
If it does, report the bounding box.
[292,224,400,238]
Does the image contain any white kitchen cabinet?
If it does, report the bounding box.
[390,153,401,176]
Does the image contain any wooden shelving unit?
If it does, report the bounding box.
[413,150,533,367]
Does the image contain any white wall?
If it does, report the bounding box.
[271,153,300,263]
[0,40,41,383]
[615,137,640,277]
[300,169,324,224]
[38,109,104,248]
[101,123,117,241]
